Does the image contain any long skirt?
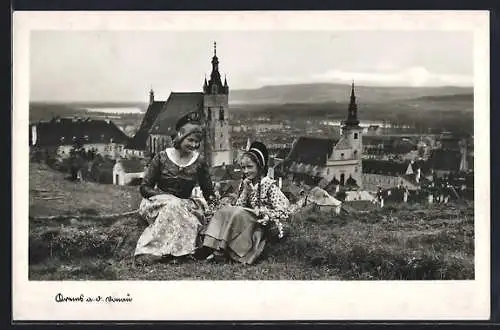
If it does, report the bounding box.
[202,206,266,265]
[135,194,207,257]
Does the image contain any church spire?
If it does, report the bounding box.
[224,74,229,93]
[343,81,360,127]
[203,75,208,93]
[149,86,154,104]
[211,41,219,73]
[206,41,226,95]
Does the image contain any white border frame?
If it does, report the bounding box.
[12,11,490,321]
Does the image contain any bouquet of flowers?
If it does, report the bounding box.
[203,195,221,220]
[253,208,287,240]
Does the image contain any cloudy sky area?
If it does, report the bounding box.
[30,30,473,102]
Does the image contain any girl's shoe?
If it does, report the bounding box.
[193,246,213,260]
[205,250,226,262]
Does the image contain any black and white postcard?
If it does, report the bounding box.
[12,11,490,321]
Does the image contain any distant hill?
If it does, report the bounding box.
[33,101,148,110]
[29,101,148,123]
[229,83,473,105]
[409,93,474,102]
[29,83,474,123]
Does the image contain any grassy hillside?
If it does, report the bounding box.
[29,163,474,280]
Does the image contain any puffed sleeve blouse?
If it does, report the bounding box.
[235,176,291,223]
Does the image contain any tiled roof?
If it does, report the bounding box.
[149,92,204,135]
[428,149,462,172]
[362,135,393,145]
[307,187,342,206]
[363,136,416,154]
[285,137,338,166]
[126,101,166,150]
[399,173,430,187]
[362,159,430,176]
[31,117,129,147]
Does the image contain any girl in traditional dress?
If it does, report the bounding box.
[201,141,291,265]
[134,111,217,265]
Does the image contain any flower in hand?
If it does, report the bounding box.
[209,193,223,211]
[242,177,253,189]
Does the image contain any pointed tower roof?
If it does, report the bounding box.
[206,41,226,95]
[203,75,208,93]
[149,86,155,104]
[343,81,360,128]
[224,74,229,93]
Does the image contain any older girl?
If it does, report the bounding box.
[202,141,291,265]
[134,111,216,265]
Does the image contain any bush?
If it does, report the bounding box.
[97,170,113,184]
[88,158,115,184]
[128,177,143,186]
[335,191,347,202]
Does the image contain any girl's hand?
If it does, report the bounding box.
[257,214,270,226]
[148,193,161,202]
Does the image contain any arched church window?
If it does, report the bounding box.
[212,84,218,94]
[207,108,212,121]
[341,153,345,159]
[219,107,224,120]
[354,133,358,139]
[353,150,358,159]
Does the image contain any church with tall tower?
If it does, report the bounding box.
[202,42,232,167]
[127,42,232,168]
[279,82,364,189]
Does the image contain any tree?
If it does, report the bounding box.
[68,138,87,181]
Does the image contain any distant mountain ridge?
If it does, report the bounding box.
[29,83,473,123]
[228,83,473,105]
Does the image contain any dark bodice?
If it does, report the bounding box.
[140,150,215,201]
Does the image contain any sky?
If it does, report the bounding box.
[30,30,474,102]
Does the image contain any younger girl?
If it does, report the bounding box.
[202,141,291,265]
